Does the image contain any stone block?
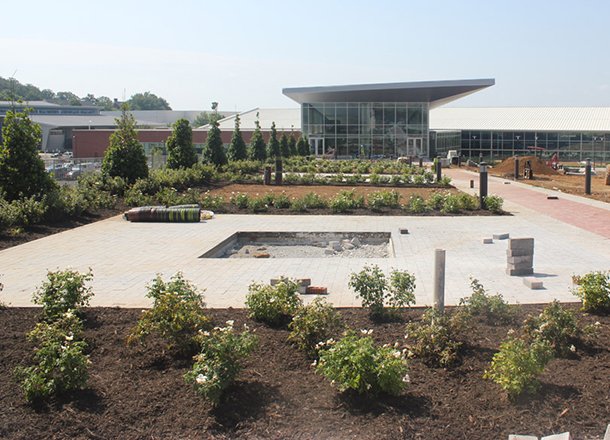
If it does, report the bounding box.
[541,433,572,440]
[523,277,544,289]
[343,242,355,250]
[350,237,361,247]
[324,249,335,255]
[297,285,307,294]
[297,278,311,287]
[493,233,510,240]
[483,238,493,244]
[508,238,534,251]
[506,267,534,276]
[328,240,342,251]
[508,255,534,266]
[508,436,538,440]
[399,228,409,234]
[507,249,535,257]
[507,261,533,270]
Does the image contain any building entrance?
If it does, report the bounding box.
[408,138,424,157]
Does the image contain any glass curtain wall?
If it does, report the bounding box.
[460,130,610,164]
[302,102,429,158]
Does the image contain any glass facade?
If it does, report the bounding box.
[452,130,610,164]
[301,102,429,158]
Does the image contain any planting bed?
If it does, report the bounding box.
[1,305,608,440]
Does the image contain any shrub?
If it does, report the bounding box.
[441,194,461,214]
[572,271,610,313]
[288,298,343,356]
[127,273,210,355]
[15,311,89,402]
[184,320,258,405]
[349,265,416,319]
[483,195,504,213]
[315,331,409,396]
[405,308,462,368]
[458,278,513,324]
[166,118,198,169]
[245,279,303,327]
[273,192,291,209]
[439,176,452,186]
[426,192,446,210]
[229,192,250,209]
[405,195,427,214]
[296,192,327,210]
[484,337,553,399]
[329,190,364,213]
[199,192,224,211]
[523,300,580,357]
[248,196,268,212]
[367,190,401,211]
[32,269,94,322]
[0,196,48,229]
[457,193,478,211]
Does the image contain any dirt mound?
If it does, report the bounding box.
[492,155,559,176]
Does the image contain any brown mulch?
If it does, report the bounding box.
[492,155,559,176]
[1,305,608,440]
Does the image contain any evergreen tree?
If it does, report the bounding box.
[0,108,57,201]
[166,118,198,169]
[296,135,310,156]
[102,105,149,183]
[249,116,266,161]
[202,119,227,167]
[279,132,290,157]
[227,114,248,161]
[288,133,297,157]
[267,122,281,158]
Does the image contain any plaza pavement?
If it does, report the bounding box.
[1,170,608,308]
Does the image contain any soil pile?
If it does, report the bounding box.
[492,155,559,176]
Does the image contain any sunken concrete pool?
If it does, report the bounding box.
[200,231,394,258]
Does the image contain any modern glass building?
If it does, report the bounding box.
[283,80,494,159]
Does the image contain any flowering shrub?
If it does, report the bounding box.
[484,337,553,399]
[199,192,224,212]
[184,321,258,405]
[349,265,416,319]
[329,190,365,213]
[15,310,89,402]
[572,271,610,313]
[458,278,513,324]
[247,196,268,212]
[405,195,428,213]
[457,193,478,211]
[426,192,446,210]
[315,331,409,396]
[245,278,303,327]
[297,192,328,210]
[483,195,504,213]
[523,300,580,357]
[367,190,401,211]
[32,268,94,322]
[288,298,343,356]
[127,273,210,355]
[441,194,461,214]
[273,192,291,209]
[404,308,463,368]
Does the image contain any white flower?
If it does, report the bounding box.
[64,310,75,319]
[311,360,317,367]
[507,329,515,336]
[360,329,373,335]
[402,374,411,383]
[196,374,208,385]
[226,320,235,327]
[65,334,74,341]
[594,321,601,326]
[569,344,576,353]
[392,350,402,359]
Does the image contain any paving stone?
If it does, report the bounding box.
[508,238,535,251]
[507,262,533,271]
[350,237,361,247]
[399,228,409,234]
[508,255,534,265]
[507,248,535,257]
[508,435,538,440]
[483,238,494,244]
[507,267,534,276]
[523,278,544,289]
[493,233,510,240]
[541,432,571,440]
[324,249,335,255]
[328,240,342,251]
[343,242,355,250]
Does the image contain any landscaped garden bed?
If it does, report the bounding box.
[1,303,608,440]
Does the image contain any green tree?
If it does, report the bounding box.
[0,109,57,201]
[227,114,248,161]
[267,122,280,158]
[166,118,197,169]
[279,132,290,157]
[297,135,310,156]
[202,119,227,167]
[56,91,82,106]
[101,105,148,183]
[127,92,171,110]
[288,133,297,156]
[249,116,267,161]
[192,111,212,127]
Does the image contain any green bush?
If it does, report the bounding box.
[245,279,303,327]
[184,321,258,405]
[426,192,446,210]
[296,192,328,210]
[15,311,89,402]
[441,194,461,214]
[248,196,268,212]
[273,192,292,209]
[32,269,94,322]
[458,278,513,324]
[367,190,401,211]
[349,265,416,319]
[0,196,47,230]
[199,192,224,211]
[484,337,553,399]
[405,195,427,213]
[315,331,409,396]
[229,192,250,209]
[523,300,580,357]
[572,271,610,313]
[404,308,462,368]
[483,195,504,213]
[457,193,478,211]
[329,190,364,213]
[127,273,210,355]
[288,298,343,356]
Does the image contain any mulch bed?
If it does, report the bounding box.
[1,305,608,440]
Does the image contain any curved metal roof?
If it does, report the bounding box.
[283,79,494,108]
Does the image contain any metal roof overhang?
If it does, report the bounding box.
[283,79,494,109]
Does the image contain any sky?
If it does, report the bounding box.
[2,0,610,111]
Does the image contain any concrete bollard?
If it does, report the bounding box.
[275,158,283,185]
[479,162,488,209]
[470,179,474,189]
[436,157,442,182]
[514,157,520,180]
[585,159,592,195]
[434,249,445,313]
[263,166,272,185]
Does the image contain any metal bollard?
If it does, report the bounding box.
[514,157,519,180]
[479,162,488,209]
[434,249,446,313]
[585,159,592,195]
